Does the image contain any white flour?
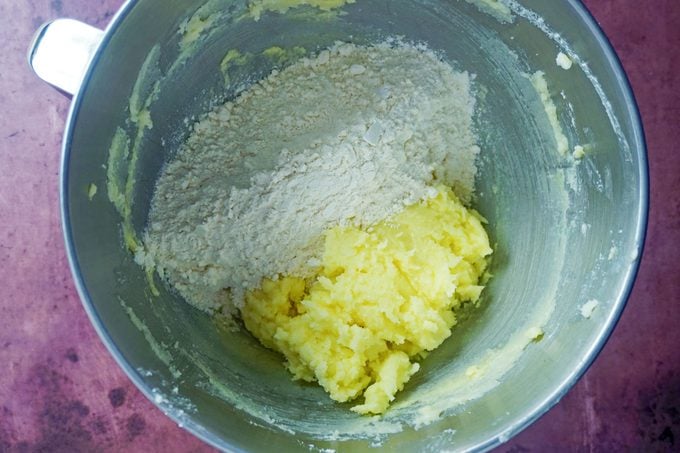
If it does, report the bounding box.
[139,42,480,314]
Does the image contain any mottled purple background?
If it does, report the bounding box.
[1,1,678,451]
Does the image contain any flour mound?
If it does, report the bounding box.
[140,42,480,314]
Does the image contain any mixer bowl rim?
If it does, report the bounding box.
[59,0,649,451]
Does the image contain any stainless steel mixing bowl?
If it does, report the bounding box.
[29,0,647,451]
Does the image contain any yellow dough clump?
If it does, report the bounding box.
[242,186,492,414]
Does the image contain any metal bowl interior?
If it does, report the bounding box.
[62,0,647,451]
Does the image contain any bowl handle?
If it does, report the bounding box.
[28,19,104,96]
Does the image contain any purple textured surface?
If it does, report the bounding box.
[0,1,678,451]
